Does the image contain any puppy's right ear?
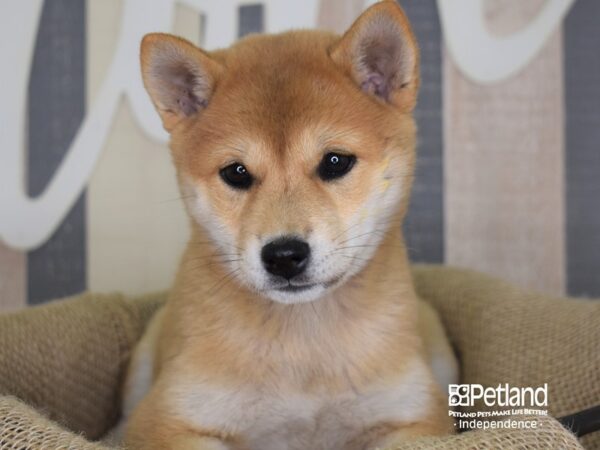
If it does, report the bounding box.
[140,33,222,132]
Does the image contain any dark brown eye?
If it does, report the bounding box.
[220,163,253,190]
[317,152,356,181]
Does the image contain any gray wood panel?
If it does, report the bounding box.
[239,4,263,38]
[564,0,600,297]
[27,0,86,305]
[400,0,444,263]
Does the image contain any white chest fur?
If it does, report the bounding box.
[168,362,432,450]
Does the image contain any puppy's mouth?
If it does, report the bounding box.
[270,276,341,293]
[274,283,318,293]
[261,276,344,304]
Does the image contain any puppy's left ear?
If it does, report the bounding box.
[330,0,419,111]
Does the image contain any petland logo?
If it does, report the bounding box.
[448,384,549,431]
[449,383,548,408]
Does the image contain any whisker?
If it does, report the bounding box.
[187,251,241,260]
[154,194,196,204]
[338,254,388,268]
[332,216,405,245]
[331,220,366,244]
[187,260,242,273]
[335,229,388,247]
[191,239,243,252]
[205,268,241,297]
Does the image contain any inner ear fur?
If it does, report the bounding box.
[140,33,223,132]
[330,0,420,111]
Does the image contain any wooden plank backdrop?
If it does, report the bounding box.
[0,244,26,312]
[85,1,193,296]
[27,0,87,305]
[564,0,600,297]
[1,0,599,312]
[444,0,566,294]
[399,0,445,264]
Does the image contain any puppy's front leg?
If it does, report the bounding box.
[127,419,233,450]
[125,390,234,450]
[127,421,233,450]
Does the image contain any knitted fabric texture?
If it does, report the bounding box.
[0,266,597,449]
[412,265,600,449]
[0,291,165,444]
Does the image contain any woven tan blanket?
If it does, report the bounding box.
[0,265,598,449]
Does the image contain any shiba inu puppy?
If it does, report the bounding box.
[122,1,458,449]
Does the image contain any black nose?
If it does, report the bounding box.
[261,237,310,280]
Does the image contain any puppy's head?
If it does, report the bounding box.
[141,0,419,304]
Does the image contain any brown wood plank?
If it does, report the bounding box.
[444,2,565,294]
[0,243,26,312]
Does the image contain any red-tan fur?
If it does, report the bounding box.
[122,2,457,449]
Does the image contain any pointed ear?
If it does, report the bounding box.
[330,1,419,111]
[140,33,222,132]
